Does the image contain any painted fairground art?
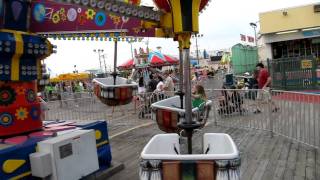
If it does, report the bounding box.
[0,0,240,179]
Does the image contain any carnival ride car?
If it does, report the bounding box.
[0,0,240,179]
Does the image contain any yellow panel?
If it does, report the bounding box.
[11,33,24,81]
[169,0,183,33]
[160,13,173,29]
[9,171,31,180]
[3,160,26,174]
[192,0,201,33]
[260,4,320,34]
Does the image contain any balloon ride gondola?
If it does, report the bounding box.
[151,96,212,133]
[93,77,137,106]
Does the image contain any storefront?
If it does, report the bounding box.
[259,3,320,61]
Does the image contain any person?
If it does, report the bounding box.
[138,77,146,94]
[230,85,244,114]
[147,74,158,92]
[163,71,175,97]
[155,76,164,92]
[191,85,207,109]
[255,63,279,113]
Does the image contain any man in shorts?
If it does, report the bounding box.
[255,63,279,113]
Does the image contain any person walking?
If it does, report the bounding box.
[255,63,279,113]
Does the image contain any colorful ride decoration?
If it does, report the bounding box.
[139,134,240,180]
[0,81,43,137]
[30,0,160,39]
[0,120,112,179]
[151,96,212,133]
[118,48,179,70]
[0,29,53,137]
[93,77,137,106]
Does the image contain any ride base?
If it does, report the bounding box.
[140,134,241,180]
[0,120,112,180]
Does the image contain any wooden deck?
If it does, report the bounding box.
[108,122,320,180]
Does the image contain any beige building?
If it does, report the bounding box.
[258,3,320,61]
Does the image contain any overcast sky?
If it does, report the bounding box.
[45,0,319,76]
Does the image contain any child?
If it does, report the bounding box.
[192,85,207,109]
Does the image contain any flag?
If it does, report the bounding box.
[240,34,246,41]
[247,36,255,43]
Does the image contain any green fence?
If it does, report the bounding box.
[268,56,318,90]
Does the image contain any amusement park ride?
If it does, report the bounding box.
[0,0,240,179]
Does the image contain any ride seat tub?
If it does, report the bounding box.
[151,96,212,133]
[140,133,240,180]
[93,77,137,106]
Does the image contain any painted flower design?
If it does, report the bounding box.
[109,15,121,25]
[0,86,16,106]
[52,12,60,24]
[0,113,13,126]
[60,14,67,21]
[78,14,86,25]
[85,9,96,20]
[16,86,25,95]
[59,8,65,15]
[15,107,28,120]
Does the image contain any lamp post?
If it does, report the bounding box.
[191,34,203,65]
[101,54,108,75]
[250,22,258,46]
[93,49,104,73]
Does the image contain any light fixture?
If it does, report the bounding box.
[302,27,320,31]
[276,30,298,35]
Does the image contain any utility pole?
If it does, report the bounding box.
[192,34,203,65]
[93,49,104,73]
[250,22,258,46]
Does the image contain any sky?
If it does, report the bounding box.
[45,0,320,76]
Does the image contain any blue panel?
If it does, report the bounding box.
[3,0,28,31]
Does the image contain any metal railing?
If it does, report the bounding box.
[206,88,320,149]
[44,88,320,149]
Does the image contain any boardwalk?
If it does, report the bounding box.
[108,122,320,180]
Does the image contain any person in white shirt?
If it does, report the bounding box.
[163,71,174,97]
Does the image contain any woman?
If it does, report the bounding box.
[138,77,146,94]
[191,85,207,109]
[155,76,164,99]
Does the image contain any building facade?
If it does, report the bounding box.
[258,3,320,61]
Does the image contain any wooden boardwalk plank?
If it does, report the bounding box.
[283,142,299,180]
[107,123,318,180]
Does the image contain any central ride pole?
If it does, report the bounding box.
[113,39,118,85]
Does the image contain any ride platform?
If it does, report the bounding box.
[0,120,112,179]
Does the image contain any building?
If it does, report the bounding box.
[258,3,320,61]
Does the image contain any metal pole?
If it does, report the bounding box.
[183,48,192,124]
[179,46,184,109]
[196,36,199,65]
[183,48,193,154]
[98,51,102,72]
[254,27,257,47]
[103,55,107,76]
[113,40,118,85]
